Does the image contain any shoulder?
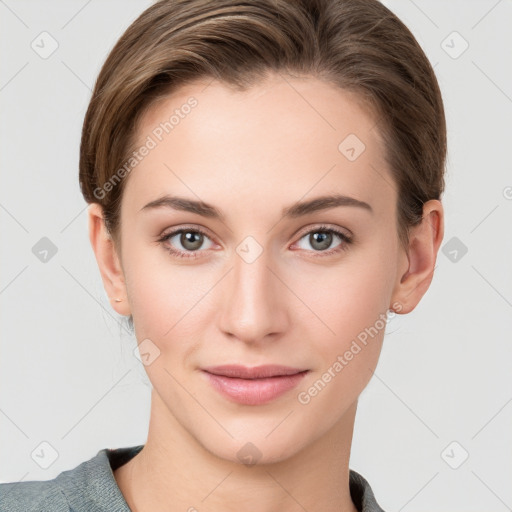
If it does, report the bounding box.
[0,478,69,512]
[349,469,387,512]
[0,448,105,512]
[0,445,143,512]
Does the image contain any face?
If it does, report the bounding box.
[100,74,410,464]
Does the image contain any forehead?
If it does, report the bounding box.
[138,74,381,150]
[123,74,395,217]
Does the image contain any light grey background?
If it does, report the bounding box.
[1,0,511,510]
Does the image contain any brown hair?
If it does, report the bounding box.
[79,0,446,315]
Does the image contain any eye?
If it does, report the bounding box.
[157,224,353,260]
[157,227,215,259]
[293,225,353,256]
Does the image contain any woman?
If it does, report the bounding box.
[0,0,445,510]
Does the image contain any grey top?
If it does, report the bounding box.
[0,445,386,511]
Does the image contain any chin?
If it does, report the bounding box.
[198,430,307,468]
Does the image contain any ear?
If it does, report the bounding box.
[390,199,444,315]
[87,203,131,317]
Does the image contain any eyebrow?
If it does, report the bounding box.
[139,193,373,220]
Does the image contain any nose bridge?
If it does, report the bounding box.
[218,242,287,342]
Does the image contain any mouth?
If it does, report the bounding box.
[201,365,310,405]
[202,364,309,379]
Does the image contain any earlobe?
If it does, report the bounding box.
[87,203,131,316]
[391,200,444,315]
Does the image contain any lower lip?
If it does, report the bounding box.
[202,370,309,405]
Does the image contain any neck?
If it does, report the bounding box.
[114,390,359,512]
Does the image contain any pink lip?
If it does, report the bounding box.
[201,365,309,405]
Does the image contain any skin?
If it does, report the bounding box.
[88,73,444,512]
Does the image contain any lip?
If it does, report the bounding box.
[201,365,310,405]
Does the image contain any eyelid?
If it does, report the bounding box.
[293,223,352,240]
[159,224,216,241]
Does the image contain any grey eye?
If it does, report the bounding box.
[167,230,214,252]
[296,230,343,252]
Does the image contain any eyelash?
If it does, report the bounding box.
[156,224,353,260]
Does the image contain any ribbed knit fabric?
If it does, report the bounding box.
[0,445,386,511]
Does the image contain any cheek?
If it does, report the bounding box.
[124,245,219,349]
[303,258,392,341]
[294,242,395,378]
[122,245,190,336]
[124,227,396,351]
[295,263,391,413]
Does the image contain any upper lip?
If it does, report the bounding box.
[202,365,308,379]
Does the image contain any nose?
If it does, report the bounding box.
[217,245,289,345]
